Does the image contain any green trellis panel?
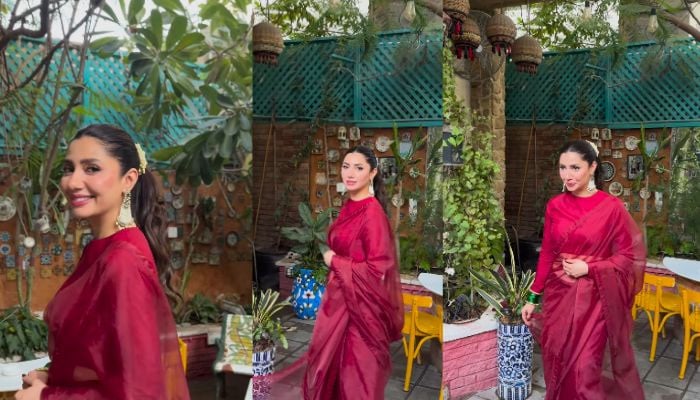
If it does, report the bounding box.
[1,38,207,155]
[506,39,700,128]
[253,29,442,127]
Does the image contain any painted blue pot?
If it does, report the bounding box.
[291,268,325,320]
[253,346,276,376]
[252,347,275,400]
[497,322,533,400]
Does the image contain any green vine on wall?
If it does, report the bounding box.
[442,47,504,279]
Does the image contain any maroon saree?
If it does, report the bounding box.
[41,227,189,399]
[270,197,403,400]
[531,191,645,400]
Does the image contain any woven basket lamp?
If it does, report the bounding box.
[451,16,481,61]
[443,0,470,34]
[511,34,543,74]
[485,12,516,56]
[252,21,284,65]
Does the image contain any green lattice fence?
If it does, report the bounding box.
[1,38,206,154]
[506,40,700,128]
[253,29,442,128]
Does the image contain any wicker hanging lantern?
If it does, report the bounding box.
[443,0,470,34]
[485,12,516,56]
[252,21,284,65]
[511,34,542,74]
[451,16,481,61]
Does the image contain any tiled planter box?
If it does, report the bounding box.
[443,309,499,399]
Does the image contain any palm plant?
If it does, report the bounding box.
[252,289,291,352]
[472,237,535,325]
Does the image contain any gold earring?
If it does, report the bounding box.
[587,176,596,192]
[116,191,135,229]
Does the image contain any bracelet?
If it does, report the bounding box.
[526,291,541,305]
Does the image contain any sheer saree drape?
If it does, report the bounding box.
[269,197,403,400]
[41,228,189,399]
[532,192,645,400]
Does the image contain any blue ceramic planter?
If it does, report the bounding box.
[252,347,275,400]
[291,268,325,320]
[497,323,533,400]
[252,347,276,376]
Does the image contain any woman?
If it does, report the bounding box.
[270,145,403,400]
[17,125,189,400]
[521,140,646,400]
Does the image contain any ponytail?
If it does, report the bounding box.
[72,124,179,304]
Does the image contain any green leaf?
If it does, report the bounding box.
[165,16,188,50]
[298,203,313,227]
[151,145,183,161]
[149,10,164,49]
[99,4,120,23]
[153,0,185,13]
[219,133,234,158]
[174,32,205,52]
[139,27,161,50]
[89,37,124,56]
[127,0,145,25]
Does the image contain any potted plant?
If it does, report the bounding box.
[0,306,50,393]
[471,240,536,400]
[280,203,331,320]
[252,289,291,377]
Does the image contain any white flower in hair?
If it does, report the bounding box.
[585,140,600,157]
[135,143,148,174]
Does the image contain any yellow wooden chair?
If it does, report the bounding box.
[401,293,442,392]
[678,288,700,379]
[178,337,187,373]
[633,273,682,362]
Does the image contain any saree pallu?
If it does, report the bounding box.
[41,228,189,399]
[269,197,403,400]
[534,193,645,400]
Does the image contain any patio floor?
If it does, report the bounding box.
[466,312,700,400]
[272,312,442,400]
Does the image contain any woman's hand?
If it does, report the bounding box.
[15,374,47,400]
[23,370,48,387]
[521,303,536,326]
[562,258,589,278]
[323,250,336,267]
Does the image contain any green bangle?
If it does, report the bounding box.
[526,292,541,305]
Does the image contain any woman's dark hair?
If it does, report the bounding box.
[73,125,177,298]
[345,145,387,212]
[558,139,602,189]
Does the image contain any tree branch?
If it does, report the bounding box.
[0,0,51,51]
[682,0,700,29]
[9,0,62,27]
[658,8,700,41]
[17,7,97,89]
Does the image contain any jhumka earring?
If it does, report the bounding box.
[116,191,135,229]
[369,181,375,196]
[587,176,596,192]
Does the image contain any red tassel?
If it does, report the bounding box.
[455,21,461,35]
